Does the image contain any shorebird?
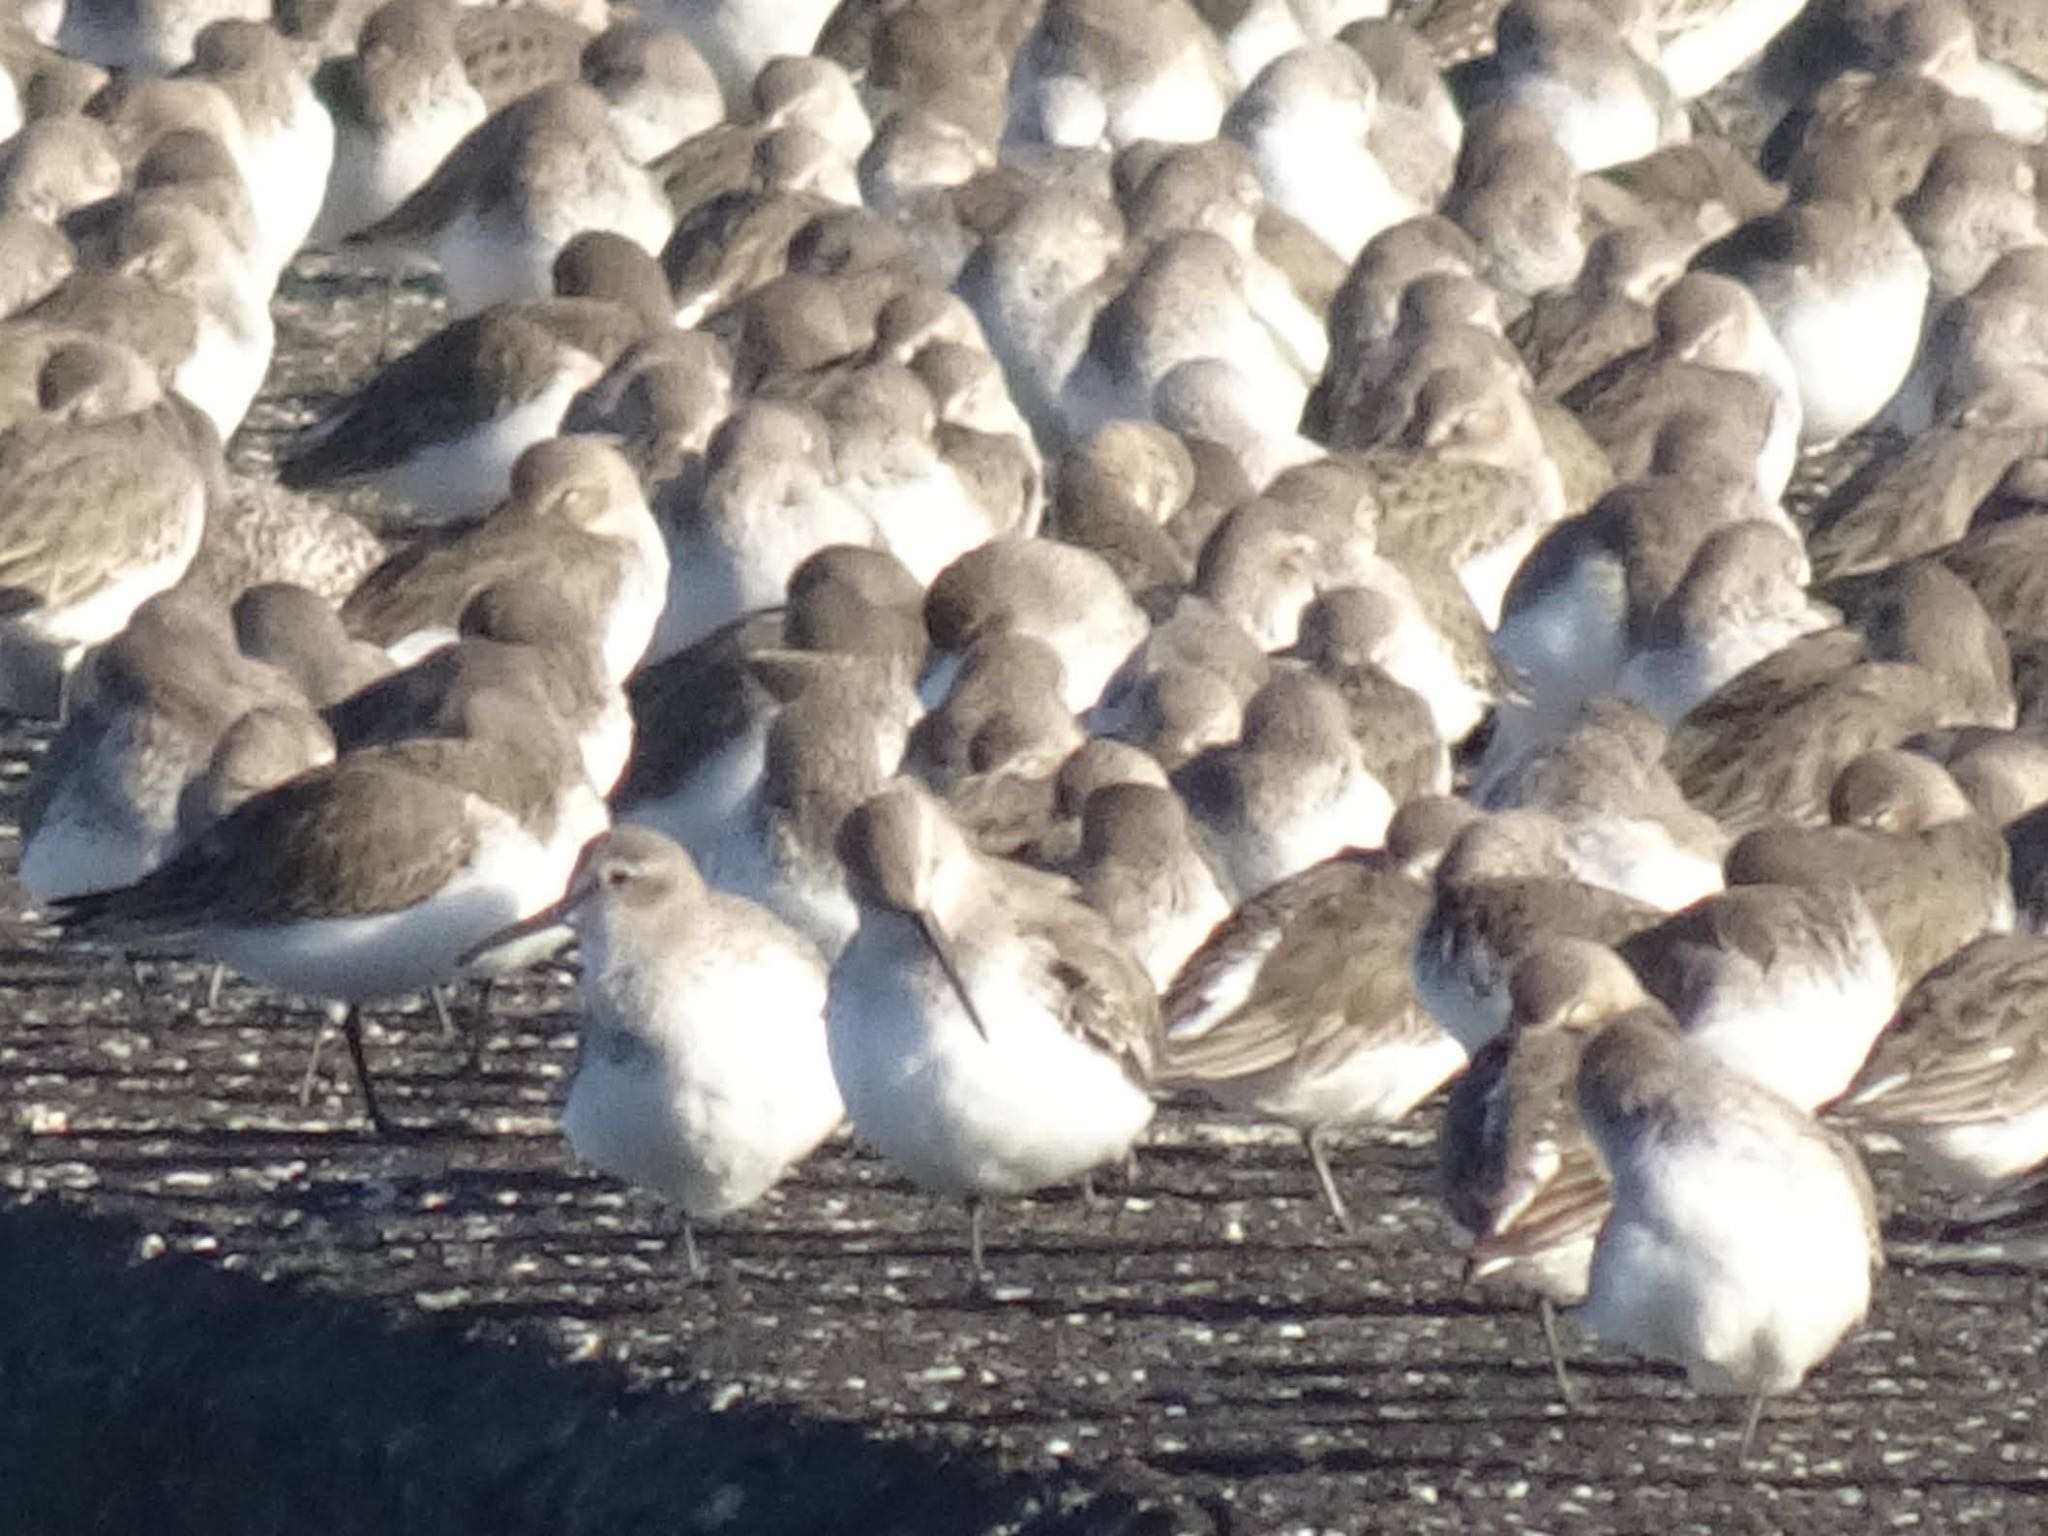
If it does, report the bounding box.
[1174,670,1398,901]
[1163,843,1462,1230]
[53,685,608,1135]
[1562,273,1802,505]
[1694,170,1931,446]
[614,542,925,865]
[281,231,672,523]
[56,0,267,74]
[232,582,394,709]
[906,630,1080,794]
[580,20,722,166]
[0,114,123,224]
[922,536,1150,716]
[0,336,209,715]
[1835,933,2048,1189]
[1004,0,1234,152]
[179,17,337,277]
[1574,998,1880,1460]
[1479,696,1728,912]
[174,702,339,846]
[1619,881,1896,1109]
[1664,562,2015,832]
[694,652,923,960]
[1466,0,1689,173]
[1222,43,1422,265]
[1071,780,1231,991]
[465,825,844,1275]
[327,579,629,796]
[640,0,840,110]
[1441,106,1586,310]
[655,399,878,658]
[1414,809,1664,1054]
[33,195,274,440]
[349,81,670,315]
[1615,521,1833,730]
[1724,749,2012,994]
[309,0,489,245]
[340,435,668,686]
[0,214,76,321]
[827,779,1160,1277]
[1440,939,1651,1403]
[18,588,302,903]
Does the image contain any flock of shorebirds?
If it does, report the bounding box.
[10,0,2048,1465]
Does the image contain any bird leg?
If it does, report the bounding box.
[429,984,456,1040]
[1303,1126,1355,1233]
[677,1216,707,1282]
[1737,1390,1769,1465]
[966,1195,990,1292]
[339,1005,397,1138]
[296,1019,333,1107]
[204,963,227,1011]
[466,976,494,1072]
[1537,1297,1579,1410]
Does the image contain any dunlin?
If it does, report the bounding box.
[1666,562,2015,831]
[923,536,1150,716]
[1174,670,1398,902]
[0,336,208,714]
[19,588,300,903]
[468,825,843,1275]
[341,435,668,685]
[580,20,721,166]
[1004,0,1234,151]
[1480,696,1728,911]
[1836,933,2048,1188]
[283,231,670,522]
[310,0,489,245]
[1163,845,1462,1229]
[1574,1002,1880,1458]
[1439,940,1651,1401]
[232,581,394,708]
[1466,0,1688,173]
[1694,172,1931,446]
[180,18,336,276]
[1414,809,1663,1054]
[1725,748,2013,993]
[1620,881,1896,1109]
[1072,780,1231,992]
[828,779,1160,1276]
[351,81,669,314]
[1616,520,1833,729]
[55,685,607,1134]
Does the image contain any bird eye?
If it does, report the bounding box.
[606,867,630,887]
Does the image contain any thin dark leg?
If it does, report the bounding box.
[340,1005,396,1138]
[1304,1127,1355,1233]
[679,1217,705,1282]
[126,954,148,992]
[465,977,493,1072]
[205,963,226,1011]
[1538,1297,1578,1409]
[1737,1390,1769,1464]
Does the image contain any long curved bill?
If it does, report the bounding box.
[459,886,583,969]
[915,908,992,1043]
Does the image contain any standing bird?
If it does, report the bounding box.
[1575,1003,1881,1459]
[828,781,1160,1280]
[467,826,843,1276]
